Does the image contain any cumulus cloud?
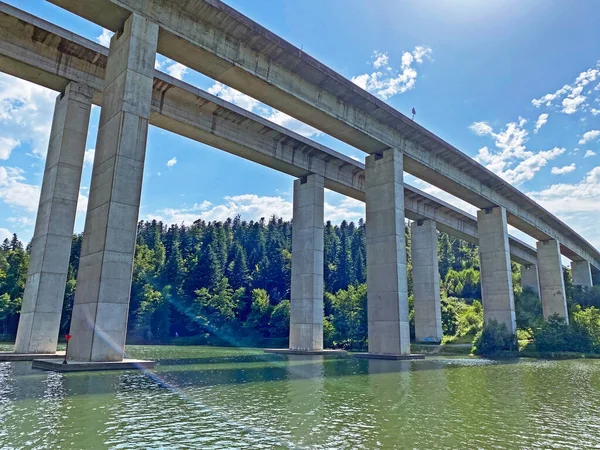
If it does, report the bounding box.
[551,164,576,175]
[84,148,95,167]
[0,137,19,160]
[585,150,597,158]
[166,157,177,167]
[579,130,600,144]
[528,166,600,247]
[96,28,113,47]
[350,46,432,100]
[148,192,366,225]
[0,74,56,158]
[532,62,600,115]
[0,166,40,211]
[469,117,564,185]
[534,113,549,133]
[165,61,188,80]
[0,228,12,242]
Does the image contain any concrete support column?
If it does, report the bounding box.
[289,174,325,351]
[410,219,442,343]
[571,260,593,288]
[67,13,158,362]
[537,240,568,322]
[477,207,516,334]
[365,148,410,355]
[14,82,92,354]
[521,264,540,296]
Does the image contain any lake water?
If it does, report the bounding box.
[1,345,599,449]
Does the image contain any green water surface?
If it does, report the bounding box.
[1,345,599,449]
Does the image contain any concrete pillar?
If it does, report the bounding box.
[571,260,593,288]
[410,219,442,343]
[365,148,410,355]
[521,264,540,296]
[477,207,516,334]
[289,174,324,351]
[537,240,568,322]
[67,13,158,362]
[14,82,92,354]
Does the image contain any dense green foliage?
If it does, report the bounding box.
[1,215,599,353]
[473,319,517,356]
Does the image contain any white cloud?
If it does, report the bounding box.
[0,74,56,158]
[532,62,599,116]
[350,46,432,100]
[551,164,576,175]
[534,113,549,133]
[0,137,19,160]
[528,166,600,248]
[97,28,113,47]
[585,150,597,158]
[0,166,40,211]
[372,51,389,69]
[84,148,95,167]
[166,157,177,167]
[0,228,12,242]
[579,130,600,144]
[592,108,600,116]
[469,117,564,185]
[165,61,188,80]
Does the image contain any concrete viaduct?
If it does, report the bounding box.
[0,1,598,361]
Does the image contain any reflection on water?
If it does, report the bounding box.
[1,346,600,449]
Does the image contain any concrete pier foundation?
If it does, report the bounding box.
[537,240,568,322]
[521,264,540,296]
[572,260,593,288]
[289,174,325,351]
[411,219,442,343]
[67,13,158,362]
[364,148,411,356]
[477,207,517,334]
[14,82,92,354]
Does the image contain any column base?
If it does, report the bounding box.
[0,351,65,362]
[264,348,347,356]
[32,358,154,372]
[353,353,425,360]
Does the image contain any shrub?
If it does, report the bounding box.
[515,288,543,330]
[533,314,592,353]
[572,307,600,352]
[473,319,517,356]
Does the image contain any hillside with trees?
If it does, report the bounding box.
[0,216,599,350]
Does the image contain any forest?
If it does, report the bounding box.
[0,216,599,351]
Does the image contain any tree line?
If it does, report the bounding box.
[0,216,599,350]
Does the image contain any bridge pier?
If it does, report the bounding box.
[289,174,325,351]
[537,240,568,322]
[362,148,416,359]
[410,219,442,343]
[67,13,158,362]
[571,260,593,288]
[521,264,540,296]
[477,207,517,334]
[14,82,92,354]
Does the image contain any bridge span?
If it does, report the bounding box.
[0,2,597,361]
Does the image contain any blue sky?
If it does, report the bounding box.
[0,0,599,251]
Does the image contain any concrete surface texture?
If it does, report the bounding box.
[521,264,541,296]
[67,13,158,362]
[290,174,325,351]
[537,240,569,322]
[477,207,517,334]
[572,260,593,288]
[365,149,410,355]
[411,220,443,343]
[14,82,92,354]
